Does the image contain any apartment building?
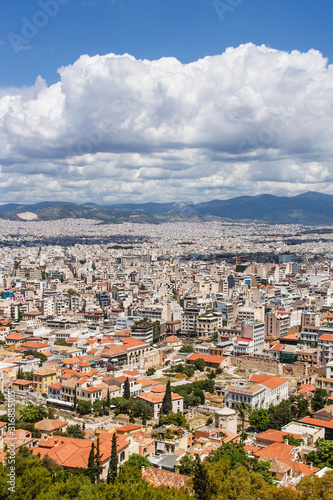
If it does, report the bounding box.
[34,367,58,394]
[197,312,223,336]
[265,310,290,341]
[318,333,333,365]
[181,305,206,335]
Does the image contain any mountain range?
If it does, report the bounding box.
[1,192,333,225]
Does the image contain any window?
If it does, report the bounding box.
[120,451,125,462]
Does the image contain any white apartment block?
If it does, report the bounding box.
[233,337,254,357]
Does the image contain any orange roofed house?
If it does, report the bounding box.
[135,385,184,419]
[186,353,227,369]
[32,433,130,480]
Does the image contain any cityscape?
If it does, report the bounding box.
[1,0,333,498]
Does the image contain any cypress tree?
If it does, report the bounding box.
[17,365,23,379]
[193,454,211,500]
[73,384,78,411]
[123,377,130,400]
[94,436,103,482]
[87,442,96,483]
[161,380,172,415]
[106,388,110,407]
[107,432,118,484]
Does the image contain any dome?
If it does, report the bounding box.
[151,384,166,393]
[215,407,236,416]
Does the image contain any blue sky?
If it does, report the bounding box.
[1,0,333,204]
[1,0,332,87]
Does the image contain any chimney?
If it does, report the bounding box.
[284,438,289,445]
[310,463,313,470]
[141,466,145,474]
[54,438,58,446]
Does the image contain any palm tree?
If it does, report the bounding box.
[236,401,251,445]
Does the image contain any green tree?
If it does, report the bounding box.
[192,454,211,500]
[193,358,206,371]
[289,395,309,418]
[87,442,96,483]
[236,401,251,444]
[17,364,24,379]
[77,399,92,415]
[24,371,34,381]
[54,339,70,346]
[206,416,213,425]
[146,367,156,376]
[268,401,293,430]
[123,378,131,400]
[282,434,303,446]
[107,432,118,484]
[206,442,248,468]
[312,388,328,412]
[123,453,152,470]
[161,380,172,415]
[114,398,131,416]
[179,345,194,353]
[249,408,270,432]
[95,437,103,482]
[19,404,47,423]
[159,411,189,429]
[48,406,56,419]
[106,388,110,407]
[306,439,333,468]
[66,424,85,439]
[23,350,47,362]
[178,452,196,475]
[73,384,78,411]
[297,469,333,498]
[132,400,153,424]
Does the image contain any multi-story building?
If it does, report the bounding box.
[197,312,223,336]
[33,367,58,394]
[216,301,234,324]
[300,326,320,346]
[318,333,333,365]
[315,360,333,396]
[241,321,265,353]
[233,337,254,357]
[265,310,290,341]
[225,383,267,409]
[225,375,289,410]
[181,305,206,335]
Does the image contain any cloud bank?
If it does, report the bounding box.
[1,43,333,204]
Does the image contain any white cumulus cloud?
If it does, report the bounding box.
[1,43,333,204]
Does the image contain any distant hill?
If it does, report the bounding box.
[1,192,333,224]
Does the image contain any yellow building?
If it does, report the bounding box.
[33,367,57,394]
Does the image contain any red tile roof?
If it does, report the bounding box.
[249,374,288,390]
[299,416,333,429]
[187,353,226,364]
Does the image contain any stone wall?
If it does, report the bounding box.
[231,355,308,379]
